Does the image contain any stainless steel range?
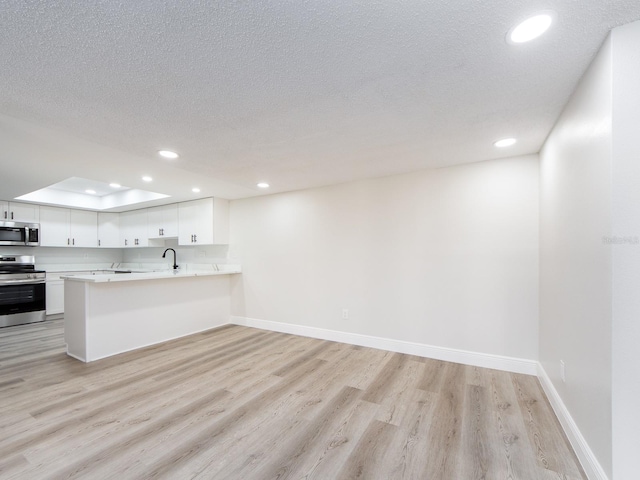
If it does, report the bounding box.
[0,255,46,327]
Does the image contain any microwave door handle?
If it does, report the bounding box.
[24,226,28,245]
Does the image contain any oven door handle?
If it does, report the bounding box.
[0,279,46,285]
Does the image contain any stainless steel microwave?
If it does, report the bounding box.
[0,222,40,246]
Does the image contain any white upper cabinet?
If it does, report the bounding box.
[0,201,39,223]
[97,212,120,248]
[5,197,228,248]
[120,209,148,247]
[178,198,229,246]
[70,210,98,247]
[40,206,97,247]
[148,204,178,238]
[40,206,70,247]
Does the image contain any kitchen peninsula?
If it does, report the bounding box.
[63,266,241,362]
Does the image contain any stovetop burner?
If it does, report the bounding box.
[0,255,44,276]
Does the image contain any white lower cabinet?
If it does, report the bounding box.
[46,279,64,315]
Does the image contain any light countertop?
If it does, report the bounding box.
[61,265,241,283]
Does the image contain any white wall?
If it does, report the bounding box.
[611,20,640,480]
[229,155,539,361]
[539,35,613,477]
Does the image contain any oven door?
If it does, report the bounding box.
[0,281,46,327]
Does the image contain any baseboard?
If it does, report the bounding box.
[537,363,609,480]
[230,316,538,375]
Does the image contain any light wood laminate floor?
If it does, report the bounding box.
[0,319,585,479]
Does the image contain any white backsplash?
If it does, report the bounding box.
[0,246,122,268]
[0,242,230,272]
[121,240,229,269]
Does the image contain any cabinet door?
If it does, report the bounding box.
[120,209,148,247]
[178,199,212,245]
[0,201,8,221]
[98,213,120,248]
[161,204,178,237]
[40,206,71,247]
[147,206,163,238]
[132,209,149,247]
[9,202,40,223]
[46,281,65,315]
[148,205,178,238]
[70,210,97,247]
[119,210,135,247]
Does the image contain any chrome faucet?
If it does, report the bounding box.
[162,248,178,270]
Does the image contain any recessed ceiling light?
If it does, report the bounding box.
[508,12,555,44]
[142,176,153,182]
[109,183,121,188]
[257,182,270,188]
[192,187,200,193]
[85,189,96,195]
[158,150,179,159]
[494,138,517,148]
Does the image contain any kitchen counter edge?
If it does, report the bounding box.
[62,268,241,283]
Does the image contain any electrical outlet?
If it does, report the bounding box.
[342,309,349,320]
[560,360,566,382]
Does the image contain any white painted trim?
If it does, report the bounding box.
[230,316,538,375]
[537,363,609,480]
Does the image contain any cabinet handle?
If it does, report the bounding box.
[67,238,70,246]
[159,228,162,236]
[10,212,13,220]
[98,239,101,247]
[72,238,75,246]
[194,234,197,243]
[125,239,128,246]
[3,211,6,219]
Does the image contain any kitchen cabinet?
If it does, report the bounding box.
[178,198,229,245]
[120,209,148,247]
[40,206,98,247]
[46,276,64,315]
[70,210,98,247]
[148,204,178,238]
[40,206,70,246]
[98,213,120,248]
[0,201,39,223]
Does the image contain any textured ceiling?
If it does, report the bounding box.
[1,0,640,206]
